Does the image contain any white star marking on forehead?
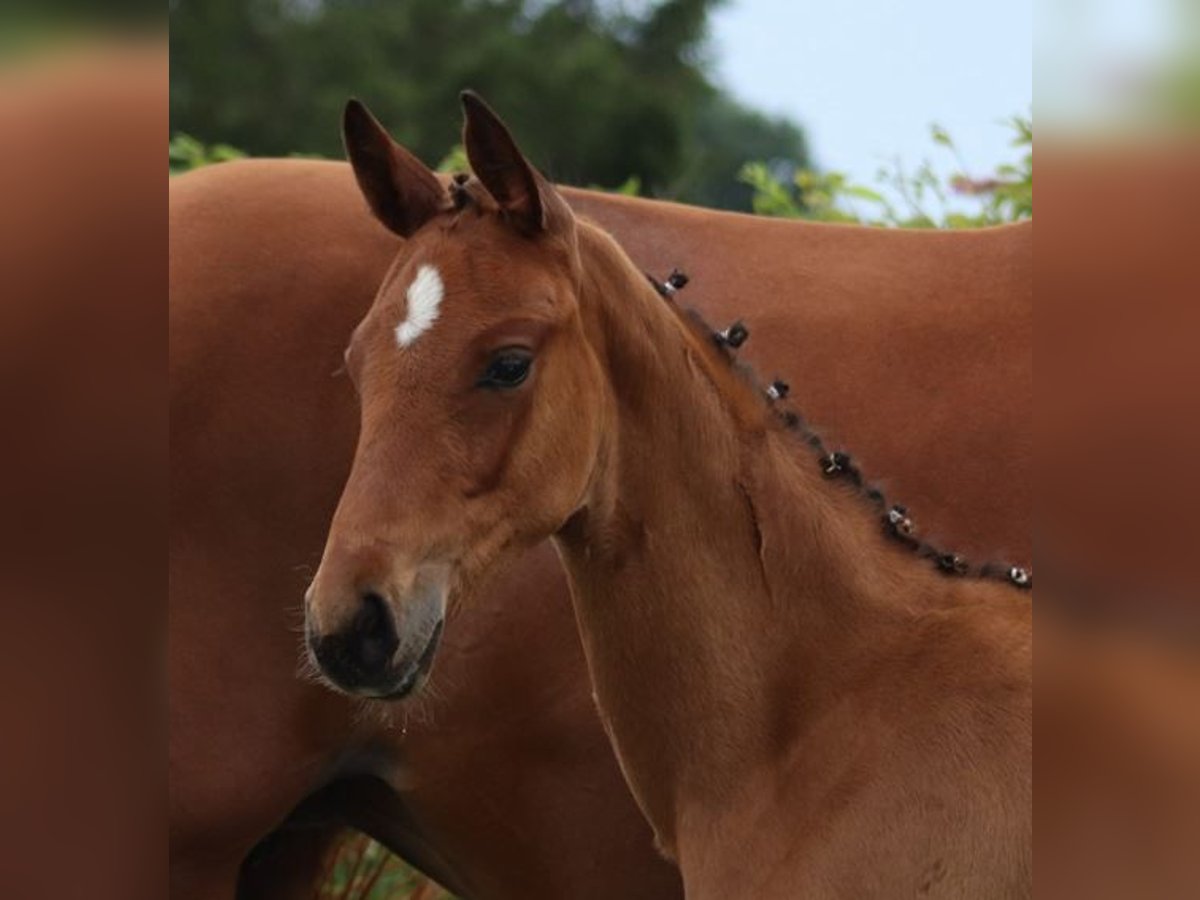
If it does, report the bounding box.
[395,264,444,348]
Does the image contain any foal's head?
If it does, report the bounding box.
[306,94,610,697]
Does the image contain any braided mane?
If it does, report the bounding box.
[646,268,1032,593]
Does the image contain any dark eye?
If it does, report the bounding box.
[477,350,533,389]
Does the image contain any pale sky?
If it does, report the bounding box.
[710,0,1033,192]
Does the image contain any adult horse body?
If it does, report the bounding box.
[170,145,1030,895]
[307,94,1031,897]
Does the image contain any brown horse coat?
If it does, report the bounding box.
[170,157,1029,898]
[302,94,1031,897]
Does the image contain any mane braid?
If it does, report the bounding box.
[648,270,1032,594]
[450,181,471,211]
[447,172,486,213]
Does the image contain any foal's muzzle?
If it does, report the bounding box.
[306,582,445,699]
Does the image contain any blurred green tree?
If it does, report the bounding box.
[169,0,810,209]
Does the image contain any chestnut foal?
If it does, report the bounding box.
[307,95,1032,898]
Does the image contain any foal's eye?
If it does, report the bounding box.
[477,349,533,389]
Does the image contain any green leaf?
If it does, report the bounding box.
[436,144,469,175]
[843,185,886,204]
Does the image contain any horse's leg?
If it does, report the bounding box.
[236,818,346,900]
[235,776,462,900]
[307,776,470,899]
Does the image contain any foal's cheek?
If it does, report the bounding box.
[545,348,607,501]
[456,389,536,499]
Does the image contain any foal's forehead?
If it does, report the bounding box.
[392,262,444,349]
[370,237,566,354]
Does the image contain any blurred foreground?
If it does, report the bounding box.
[1036,1,1200,892]
[0,33,165,900]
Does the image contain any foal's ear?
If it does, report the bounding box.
[460,90,571,237]
[342,99,445,238]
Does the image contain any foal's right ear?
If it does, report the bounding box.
[342,99,445,238]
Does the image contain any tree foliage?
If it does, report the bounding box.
[169,0,810,208]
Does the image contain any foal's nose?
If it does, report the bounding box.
[309,591,400,691]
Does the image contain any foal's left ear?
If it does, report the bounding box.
[460,90,572,237]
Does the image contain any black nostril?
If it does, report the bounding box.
[310,591,402,691]
[352,591,400,677]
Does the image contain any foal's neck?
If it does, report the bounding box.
[553,225,972,858]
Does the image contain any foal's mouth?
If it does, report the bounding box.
[387,618,445,699]
[396,624,448,700]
